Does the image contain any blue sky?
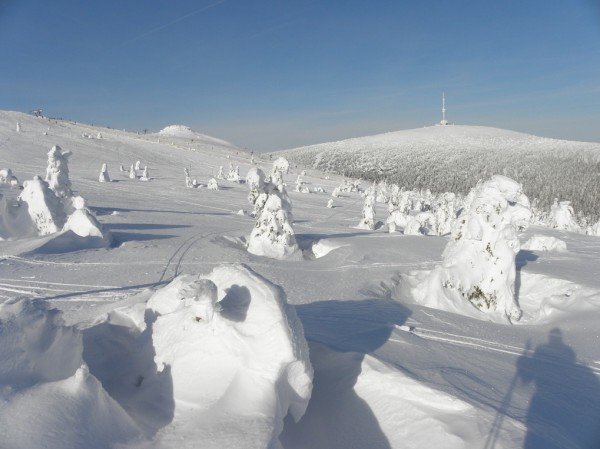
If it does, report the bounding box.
[1,0,599,150]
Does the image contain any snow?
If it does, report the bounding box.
[276,124,600,221]
[157,125,238,149]
[0,110,599,449]
[522,234,567,252]
[0,299,140,449]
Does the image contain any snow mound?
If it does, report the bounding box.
[0,299,140,449]
[521,235,567,252]
[310,239,348,259]
[139,264,312,447]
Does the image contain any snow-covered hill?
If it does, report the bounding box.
[275,125,600,220]
[156,124,238,149]
[1,111,599,449]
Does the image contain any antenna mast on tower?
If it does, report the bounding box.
[439,92,449,125]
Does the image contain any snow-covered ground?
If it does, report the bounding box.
[1,110,599,449]
[275,125,600,221]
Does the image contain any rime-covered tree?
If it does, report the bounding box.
[248,190,298,259]
[414,175,531,322]
[207,178,219,190]
[45,145,72,198]
[99,163,110,182]
[18,176,66,235]
[357,187,376,230]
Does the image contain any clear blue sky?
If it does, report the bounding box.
[1,0,599,150]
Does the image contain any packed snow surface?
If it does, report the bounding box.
[1,110,599,449]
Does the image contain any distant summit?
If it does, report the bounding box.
[274,125,600,220]
[157,125,238,149]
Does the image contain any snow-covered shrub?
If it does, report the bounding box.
[247,173,298,259]
[587,220,600,237]
[207,178,219,190]
[216,166,224,179]
[96,132,102,139]
[227,164,241,182]
[549,200,580,231]
[98,163,110,182]
[16,122,21,133]
[331,187,341,198]
[62,196,111,246]
[119,164,125,172]
[140,166,149,181]
[357,188,376,230]
[134,160,141,171]
[414,175,532,322]
[18,176,66,236]
[403,211,436,236]
[45,145,72,198]
[521,235,567,252]
[128,164,136,179]
[327,199,334,208]
[0,168,18,186]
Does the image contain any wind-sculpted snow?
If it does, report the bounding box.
[0,299,140,449]
[276,125,600,221]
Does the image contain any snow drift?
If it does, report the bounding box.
[0,299,140,449]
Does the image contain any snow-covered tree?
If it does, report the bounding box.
[357,187,376,230]
[96,132,102,139]
[227,164,241,182]
[272,157,290,175]
[549,200,579,231]
[184,168,193,188]
[587,220,600,237]
[140,166,149,181]
[99,163,110,182]
[216,166,224,179]
[432,192,457,235]
[16,122,21,133]
[331,187,340,198]
[128,164,136,179]
[45,145,72,198]
[119,164,125,172]
[207,178,219,190]
[414,175,532,322]
[327,199,334,208]
[248,191,298,259]
[18,176,66,235]
[135,160,141,171]
[247,167,268,216]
